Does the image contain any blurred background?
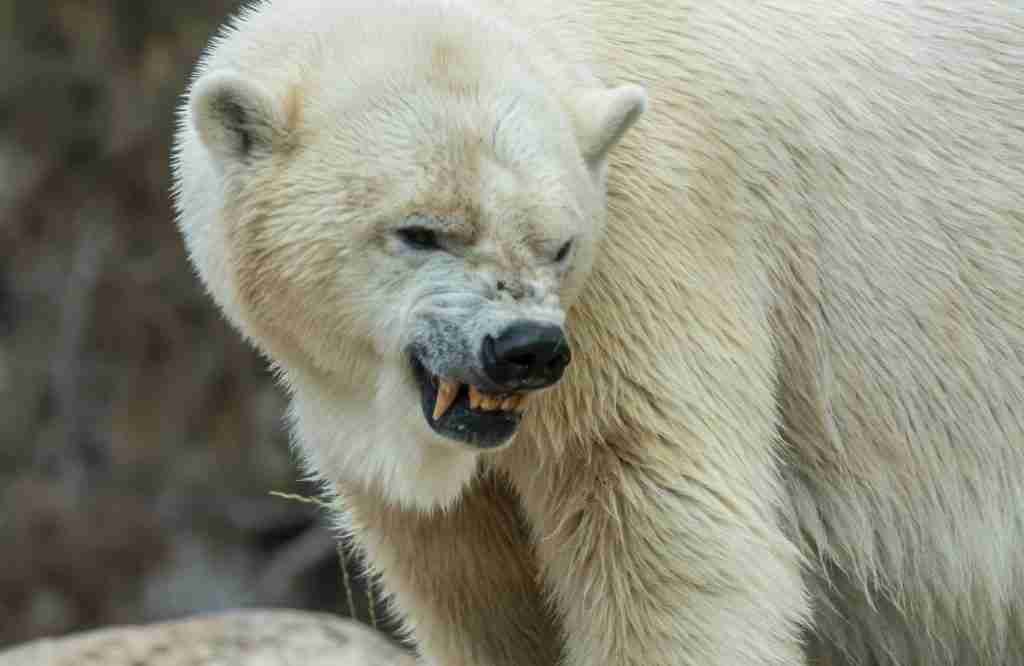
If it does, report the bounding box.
[0,0,393,649]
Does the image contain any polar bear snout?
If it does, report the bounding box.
[481,321,570,391]
[405,315,568,449]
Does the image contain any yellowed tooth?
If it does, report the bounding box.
[513,394,530,412]
[480,395,502,411]
[501,396,520,411]
[469,385,483,409]
[433,379,460,420]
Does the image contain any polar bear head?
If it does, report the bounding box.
[173,0,644,507]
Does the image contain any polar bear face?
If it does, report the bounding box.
[173,4,643,502]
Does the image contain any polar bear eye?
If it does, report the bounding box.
[396,226,440,251]
[555,239,574,263]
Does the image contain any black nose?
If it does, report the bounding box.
[482,322,571,390]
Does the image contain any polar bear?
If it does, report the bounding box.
[172,0,1024,664]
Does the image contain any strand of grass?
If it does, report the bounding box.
[269,490,335,509]
[366,569,377,629]
[270,491,358,622]
[337,543,359,623]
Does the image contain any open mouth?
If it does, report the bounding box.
[410,356,526,449]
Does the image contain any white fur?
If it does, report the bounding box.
[288,363,483,510]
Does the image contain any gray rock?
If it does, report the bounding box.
[0,610,415,666]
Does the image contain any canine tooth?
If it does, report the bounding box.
[480,395,502,411]
[513,394,529,412]
[469,386,483,409]
[501,396,520,411]
[433,379,460,420]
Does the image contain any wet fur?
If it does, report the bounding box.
[173,0,1024,664]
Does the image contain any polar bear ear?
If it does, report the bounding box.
[190,71,291,165]
[571,84,647,167]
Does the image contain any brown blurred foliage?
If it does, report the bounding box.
[0,0,392,648]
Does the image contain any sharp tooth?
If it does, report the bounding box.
[501,396,520,411]
[480,395,501,411]
[513,394,530,412]
[433,379,460,420]
[469,386,483,409]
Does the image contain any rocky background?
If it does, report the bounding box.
[0,0,396,649]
